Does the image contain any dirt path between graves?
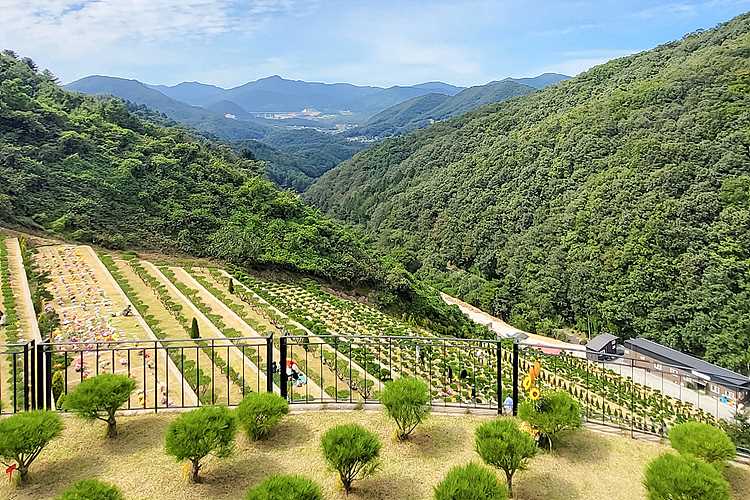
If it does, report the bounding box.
[5,238,41,342]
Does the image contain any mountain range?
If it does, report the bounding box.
[65,72,567,190]
[348,76,569,139]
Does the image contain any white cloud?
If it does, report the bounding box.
[0,0,310,58]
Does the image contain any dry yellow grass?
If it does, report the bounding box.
[2,410,749,500]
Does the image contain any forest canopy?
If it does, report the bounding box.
[306,14,750,373]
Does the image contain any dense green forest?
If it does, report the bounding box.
[0,50,481,338]
[234,129,368,191]
[307,14,750,373]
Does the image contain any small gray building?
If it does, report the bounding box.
[585,333,619,361]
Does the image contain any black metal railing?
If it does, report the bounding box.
[2,334,748,448]
[39,336,272,411]
[280,334,508,410]
[0,340,34,414]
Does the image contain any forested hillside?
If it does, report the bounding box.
[66,75,270,140]
[307,14,750,372]
[0,50,482,338]
[234,130,367,191]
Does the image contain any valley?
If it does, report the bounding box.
[2,6,750,499]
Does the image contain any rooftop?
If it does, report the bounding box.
[624,337,750,388]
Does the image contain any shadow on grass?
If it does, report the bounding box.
[196,455,284,498]
[354,474,419,500]
[99,415,173,456]
[409,421,469,459]
[22,452,104,497]
[516,471,579,500]
[725,464,750,498]
[553,431,612,464]
[253,418,313,451]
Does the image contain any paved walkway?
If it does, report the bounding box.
[441,293,579,349]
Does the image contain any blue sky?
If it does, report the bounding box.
[2,0,749,88]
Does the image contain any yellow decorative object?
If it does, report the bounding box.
[522,375,532,390]
[530,387,541,400]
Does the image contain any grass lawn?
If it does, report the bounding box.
[3,410,750,500]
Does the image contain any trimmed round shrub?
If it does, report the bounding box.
[380,376,430,440]
[434,462,508,500]
[321,423,381,494]
[518,390,581,450]
[0,410,63,483]
[57,479,124,500]
[245,474,323,500]
[669,421,736,466]
[165,405,237,483]
[237,392,289,440]
[643,452,730,500]
[475,419,536,497]
[63,373,136,438]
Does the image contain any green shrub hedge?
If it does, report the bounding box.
[236,392,289,440]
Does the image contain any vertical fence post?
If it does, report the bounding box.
[279,334,288,400]
[512,341,519,416]
[23,342,30,411]
[29,340,36,410]
[496,341,502,415]
[36,340,45,409]
[266,334,274,393]
[44,343,53,409]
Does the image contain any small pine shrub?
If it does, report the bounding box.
[51,371,65,409]
[165,405,237,483]
[433,462,508,500]
[475,419,536,497]
[57,479,124,500]
[321,423,381,494]
[0,410,63,483]
[518,390,581,450]
[668,421,736,466]
[63,374,135,438]
[380,377,430,440]
[643,452,730,500]
[190,317,200,339]
[236,392,289,440]
[245,474,323,500]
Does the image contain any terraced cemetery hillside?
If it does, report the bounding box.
[0,231,723,440]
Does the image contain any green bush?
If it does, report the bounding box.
[245,474,323,500]
[380,377,430,440]
[0,410,63,483]
[51,371,65,409]
[643,452,730,500]
[321,423,381,494]
[669,421,736,466]
[165,405,237,483]
[433,462,508,500]
[63,374,136,438]
[475,419,536,497]
[518,391,581,450]
[190,317,200,339]
[236,392,289,440]
[57,479,124,500]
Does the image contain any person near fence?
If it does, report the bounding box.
[503,395,514,415]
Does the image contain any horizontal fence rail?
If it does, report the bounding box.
[2,334,748,453]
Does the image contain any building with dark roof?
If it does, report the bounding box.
[623,337,750,403]
[585,333,619,361]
